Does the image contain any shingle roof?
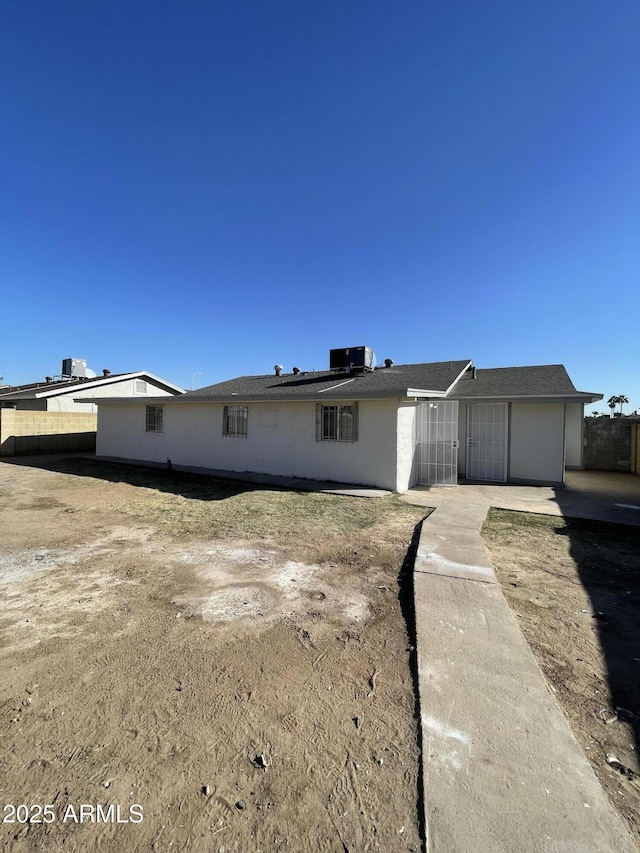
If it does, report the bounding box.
[88,361,601,405]
[449,365,600,401]
[184,360,472,401]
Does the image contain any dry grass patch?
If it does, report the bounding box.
[482,508,640,847]
[101,467,427,567]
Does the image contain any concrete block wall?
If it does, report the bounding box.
[0,409,97,456]
[583,417,638,472]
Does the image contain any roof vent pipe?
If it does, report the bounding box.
[274,365,283,376]
[472,367,477,379]
[45,376,53,383]
[292,366,300,375]
[384,358,394,368]
[103,369,111,377]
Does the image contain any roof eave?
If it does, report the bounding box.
[448,393,602,404]
[92,389,411,404]
[405,389,449,399]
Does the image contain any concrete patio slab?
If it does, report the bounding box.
[402,470,640,526]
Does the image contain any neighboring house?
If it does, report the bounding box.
[0,370,184,413]
[94,347,601,491]
[0,367,184,457]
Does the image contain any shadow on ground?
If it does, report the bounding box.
[2,453,266,503]
[550,501,640,764]
[398,518,429,853]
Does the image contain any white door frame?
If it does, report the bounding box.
[416,401,459,486]
[466,403,508,482]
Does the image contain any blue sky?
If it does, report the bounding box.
[2,1,638,413]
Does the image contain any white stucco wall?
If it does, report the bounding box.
[509,403,566,484]
[564,403,584,468]
[396,403,418,491]
[46,379,176,413]
[97,398,401,491]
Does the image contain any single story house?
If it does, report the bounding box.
[0,370,184,413]
[93,347,601,491]
[0,366,183,457]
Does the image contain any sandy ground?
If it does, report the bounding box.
[0,457,427,853]
[482,509,640,849]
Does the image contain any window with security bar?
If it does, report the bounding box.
[316,403,358,442]
[145,405,163,432]
[223,405,249,438]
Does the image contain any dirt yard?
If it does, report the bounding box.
[0,456,428,853]
[482,508,640,849]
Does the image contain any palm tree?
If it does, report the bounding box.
[608,396,617,417]
[616,394,629,415]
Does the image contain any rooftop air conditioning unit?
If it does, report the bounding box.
[62,358,87,378]
[329,346,376,373]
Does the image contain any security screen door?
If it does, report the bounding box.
[466,403,508,482]
[416,401,459,486]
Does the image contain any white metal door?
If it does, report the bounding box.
[467,403,508,482]
[417,401,459,486]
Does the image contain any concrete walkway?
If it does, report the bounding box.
[405,472,639,852]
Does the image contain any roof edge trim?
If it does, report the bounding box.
[445,360,474,394]
[405,388,449,398]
